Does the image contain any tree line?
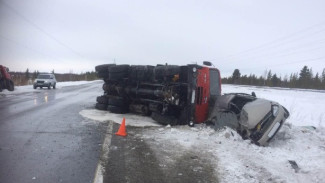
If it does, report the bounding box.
[10,69,98,86]
[222,66,325,90]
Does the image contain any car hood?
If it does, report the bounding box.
[35,79,50,82]
[239,98,272,129]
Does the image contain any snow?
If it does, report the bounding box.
[3,81,325,182]
[79,84,325,183]
[142,124,325,183]
[0,80,100,97]
[79,109,161,127]
[222,84,325,127]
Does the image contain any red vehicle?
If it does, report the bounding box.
[94,62,221,126]
[0,65,14,92]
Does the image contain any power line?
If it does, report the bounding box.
[0,0,85,58]
[208,20,325,62]
[0,34,61,61]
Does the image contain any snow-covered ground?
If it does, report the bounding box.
[4,81,325,182]
[222,84,325,127]
[0,80,99,97]
[81,83,325,183]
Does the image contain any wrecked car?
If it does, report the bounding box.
[208,93,290,146]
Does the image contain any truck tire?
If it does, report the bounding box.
[95,64,116,72]
[151,112,178,126]
[95,103,108,110]
[97,96,108,104]
[108,65,130,81]
[155,65,180,80]
[108,65,130,73]
[97,72,109,79]
[129,65,154,82]
[107,105,128,114]
[109,72,128,80]
[108,97,128,107]
[8,80,14,91]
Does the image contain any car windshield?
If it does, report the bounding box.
[37,74,51,79]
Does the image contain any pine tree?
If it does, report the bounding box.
[232,69,241,84]
[25,68,30,79]
[299,66,311,88]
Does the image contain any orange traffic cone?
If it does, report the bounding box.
[115,118,127,136]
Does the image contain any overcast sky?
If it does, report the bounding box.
[1,0,325,77]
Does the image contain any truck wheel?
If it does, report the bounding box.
[155,65,180,80]
[97,96,108,104]
[108,65,129,73]
[95,64,116,72]
[151,112,178,126]
[108,97,128,107]
[8,80,14,91]
[95,103,108,110]
[107,105,128,114]
[109,72,128,80]
[108,65,130,81]
[129,65,154,82]
[97,72,109,79]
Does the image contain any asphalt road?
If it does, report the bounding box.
[0,81,106,183]
[0,81,217,183]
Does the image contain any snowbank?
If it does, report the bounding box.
[0,80,100,97]
[143,124,325,183]
[81,84,325,182]
[79,109,161,127]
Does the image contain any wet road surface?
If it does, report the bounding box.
[0,81,106,183]
[0,81,218,183]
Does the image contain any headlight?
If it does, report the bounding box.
[272,105,279,117]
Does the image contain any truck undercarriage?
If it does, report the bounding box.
[95,64,221,126]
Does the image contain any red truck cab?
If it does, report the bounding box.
[0,65,14,92]
[195,66,222,123]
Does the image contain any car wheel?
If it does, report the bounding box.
[95,103,108,110]
[107,105,128,114]
[40,87,43,89]
[53,83,56,89]
[151,112,178,125]
[33,85,36,89]
[97,96,108,104]
[48,84,51,89]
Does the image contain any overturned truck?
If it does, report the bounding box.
[95,63,289,146]
[95,62,221,127]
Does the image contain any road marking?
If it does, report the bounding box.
[93,122,114,183]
